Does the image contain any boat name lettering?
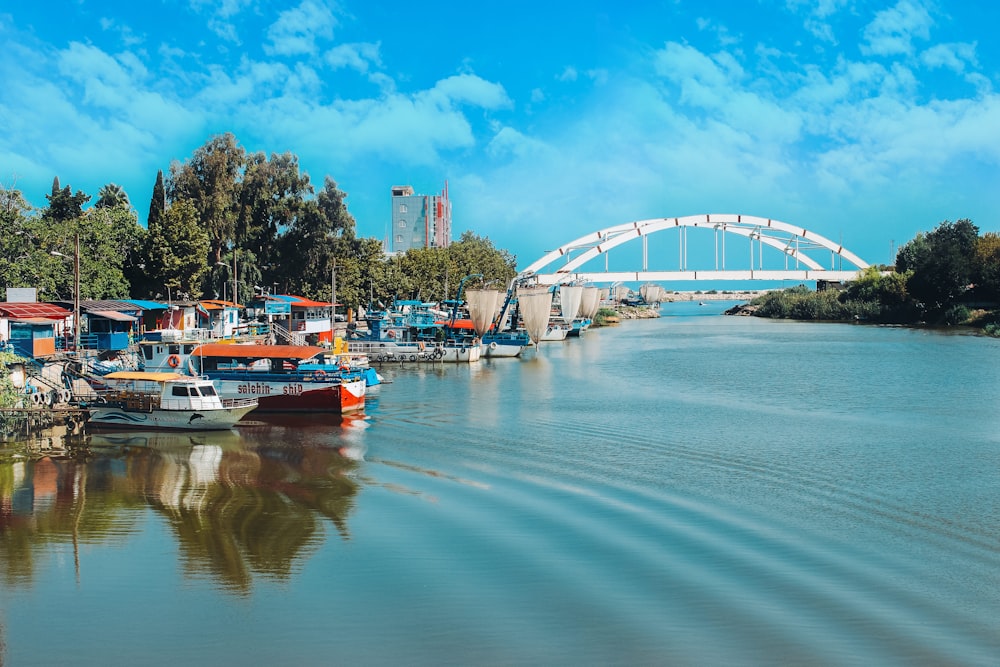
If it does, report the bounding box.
[283,384,304,396]
[238,382,272,395]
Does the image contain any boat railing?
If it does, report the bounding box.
[221,397,259,410]
[99,390,161,412]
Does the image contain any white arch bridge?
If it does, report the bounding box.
[519,214,869,286]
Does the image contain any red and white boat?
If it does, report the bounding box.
[187,344,365,414]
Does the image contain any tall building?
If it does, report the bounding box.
[390,183,451,253]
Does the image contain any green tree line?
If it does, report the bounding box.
[751,218,1000,330]
[0,133,517,311]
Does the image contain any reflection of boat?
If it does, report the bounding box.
[87,371,258,431]
[188,344,366,414]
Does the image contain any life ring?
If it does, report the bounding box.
[167,354,181,368]
[314,369,328,381]
[387,330,396,339]
[489,341,498,350]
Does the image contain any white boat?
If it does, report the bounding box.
[88,371,258,431]
[539,323,571,341]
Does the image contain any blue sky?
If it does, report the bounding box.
[2,0,998,272]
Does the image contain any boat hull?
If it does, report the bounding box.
[88,402,256,431]
[483,341,523,358]
[208,376,366,414]
[348,340,480,363]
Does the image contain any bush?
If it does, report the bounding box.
[941,304,971,326]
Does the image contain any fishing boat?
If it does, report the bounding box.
[87,371,258,431]
[539,322,572,341]
[187,344,366,414]
[567,317,592,337]
[481,330,530,357]
[348,301,479,363]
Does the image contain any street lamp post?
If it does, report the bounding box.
[217,253,238,305]
[50,232,81,352]
[330,258,337,343]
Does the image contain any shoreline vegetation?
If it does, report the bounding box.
[721,218,1000,336]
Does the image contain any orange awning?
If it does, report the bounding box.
[189,343,326,360]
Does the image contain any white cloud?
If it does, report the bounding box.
[861,0,933,57]
[486,127,551,160]
[326,42,382,74]
[921,42,978,74]
[558,66,578,82]
[426,74,511,110]
[265,0,337,57]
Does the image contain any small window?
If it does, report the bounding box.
[171,386,190,397]
[200,385,217,397]
[399,220,407,228]
[399,204,407,213]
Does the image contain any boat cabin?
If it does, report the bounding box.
[100,371,230,411]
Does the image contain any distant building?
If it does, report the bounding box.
[390,183,451,253]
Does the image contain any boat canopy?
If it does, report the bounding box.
[189,343,326,360]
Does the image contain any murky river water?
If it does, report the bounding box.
[2,302,1000,665]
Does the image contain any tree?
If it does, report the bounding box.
[95,183,131,209]
[446,232,517,290]
[840,266,916,323]
[0,186,47,299]
[148,170,166,232]
[235,151,313,297]
[897,219,978,316]
[167,133,245,265]
[972,232,1000,302]
[146,200,211,299]
[44,185,90,224]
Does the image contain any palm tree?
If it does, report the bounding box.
[95,183,130,209]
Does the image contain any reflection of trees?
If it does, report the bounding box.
[0,456,144,586]
[0,431,361,593]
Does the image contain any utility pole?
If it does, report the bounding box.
[74,232,80,352]
[330,258,337,344]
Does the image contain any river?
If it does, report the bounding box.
[2,301,999,666]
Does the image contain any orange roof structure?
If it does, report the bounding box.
[189,343,326,359]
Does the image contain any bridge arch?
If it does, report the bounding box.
[520,214,869,285]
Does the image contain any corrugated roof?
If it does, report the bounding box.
[125,299,169,310]
[91,310,137,322]
[0,302,72,319]
[51,299,141,313]
[200,299,240,310]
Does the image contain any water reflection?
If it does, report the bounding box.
[0,422,364,594]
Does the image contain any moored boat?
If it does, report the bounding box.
[187,344,366,414]
[481,330,530,357]
[87,371,258,431]
[539,322,571,341]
